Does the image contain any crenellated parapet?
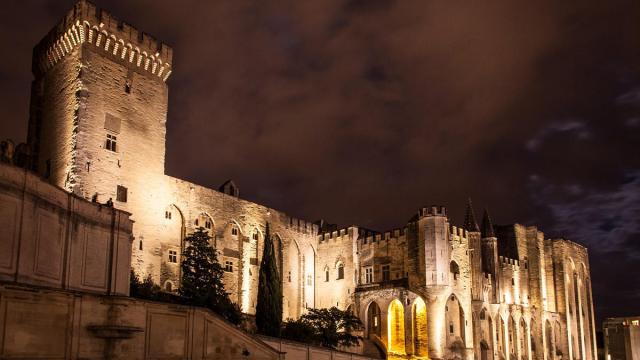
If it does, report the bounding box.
[450,225,469,243]
[499,256,521,268]
[317,226,354,244]
[417,205,447,218]
[286,216,319,235]
[32,0,173,82]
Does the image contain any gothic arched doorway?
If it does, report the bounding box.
[413,297,428,357]
[388,299,406,355]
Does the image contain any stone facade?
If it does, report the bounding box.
[24,1,598,359]
[603,317,640,360]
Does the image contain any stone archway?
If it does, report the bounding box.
[413,297,428,357]
[388,299,406,355]
[481,340,491,360]
[445,294,465,346]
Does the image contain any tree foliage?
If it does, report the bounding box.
[255,222,283,336]
[281,307,363,349]
[129,270,160,299]
[180,227,242,324]
[129,228,242,325]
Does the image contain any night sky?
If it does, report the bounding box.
[1,0,638,325]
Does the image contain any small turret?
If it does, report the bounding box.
[480,208,500,302]
[481,209,495,238]
[463,198,480,232]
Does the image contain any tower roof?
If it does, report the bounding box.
[481,209,495,238]
[463,198,480,232]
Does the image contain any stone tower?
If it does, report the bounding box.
[418,206,451,286]
[27,0,173,211]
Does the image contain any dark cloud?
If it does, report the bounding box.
[0,0,639,324]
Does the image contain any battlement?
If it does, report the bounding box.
[287,216,319,235]
[450,225,469,240]
[499,256,520,267]
[361,227,406,246]
[418,205,447,218]
[32,0,173,81]
[318,226,354,242]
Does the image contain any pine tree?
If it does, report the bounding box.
[255,222,283,336]
[180,227,241,324]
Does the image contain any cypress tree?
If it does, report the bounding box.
[255,222,283,336]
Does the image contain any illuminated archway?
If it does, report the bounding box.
[388,299,406,355]
[413,297,428,357]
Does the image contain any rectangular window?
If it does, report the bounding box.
[168,250,177,263]
[365,267,373,284]
[231,227,238,236]
[105,134,117,152]
[382,265,390,281]
[225,261,233,272]
[307,275,312,286]
[288,271,291,282]
[116,185,128,202]
[253,232,259,240]
[325,270,329,282]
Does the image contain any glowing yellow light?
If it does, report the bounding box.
[388,299,406,355]
[413,297,429,358]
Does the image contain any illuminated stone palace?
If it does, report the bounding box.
[23,1,597,359]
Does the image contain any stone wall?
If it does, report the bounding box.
[0,162,132,296]
[0,284,281,360]
[260,336,379,360]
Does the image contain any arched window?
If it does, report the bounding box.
[164,281,174,292]
[367,302,381,338]
[194,213,213,231]
[324,266,330,282]
[337,263,344,280]
[450,261,460,280]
